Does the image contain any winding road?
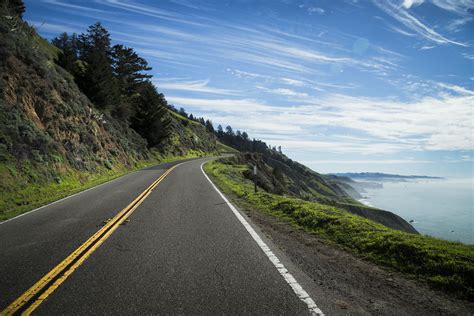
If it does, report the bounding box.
[0,158,324,315]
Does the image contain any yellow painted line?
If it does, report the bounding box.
[1,164,179,316]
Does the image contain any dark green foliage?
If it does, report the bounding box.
[51,32,80,76]
[205,119,214,133]
[178,107,188,118]
[111,44,152,121]
[50,24,170,142]
[2,0,25,17]
[0,3,222,221]
[111,44,151,97]
[76,22,119,110]
[130,81,171,147]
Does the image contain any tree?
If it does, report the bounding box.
[130,81,171,147]
[242,131,249,140]
[205,120,214,133]
[111,44,151,97]
[225,125,234,136]
[5,0,25,17]
[52,32,80,76]
[178,107,187,117]
[217,125,223,135]
[77,22,119,110]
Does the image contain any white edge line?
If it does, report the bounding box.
[0,160,190,225]
[200,161,324,316]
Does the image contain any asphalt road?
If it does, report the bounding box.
[0,157,323,315]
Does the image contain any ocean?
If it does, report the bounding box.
[358,178,473,244]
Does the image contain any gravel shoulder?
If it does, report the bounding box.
[236,197,474,315]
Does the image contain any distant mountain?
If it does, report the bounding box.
[331,172,444,180]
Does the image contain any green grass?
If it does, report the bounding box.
[0,150,210,221]
[169,110,201,126]
[216,141,239,154]
[204,159,474,300]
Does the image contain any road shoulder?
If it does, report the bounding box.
[206,172,474,315]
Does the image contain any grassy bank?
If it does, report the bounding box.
[204,159,474,300]
[0,149,209,221]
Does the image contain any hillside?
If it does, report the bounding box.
[0,8,223,220]
[226,153,417,233]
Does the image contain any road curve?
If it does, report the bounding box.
[0,157,323,315]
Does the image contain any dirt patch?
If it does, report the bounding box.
[240,202,473,315]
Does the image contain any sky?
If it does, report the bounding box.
[24,0,474,178]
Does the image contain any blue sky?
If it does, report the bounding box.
[24,0,473,177]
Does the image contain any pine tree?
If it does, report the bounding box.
[205,120,214,133]
[5,0,25,17]
[225,125,234,136]
[78,22,119,110]
[130,81,171,147]
[110,44,152,120]
[178,107,187,117]
[52,32,80,76]
[111,44,151,97]
[217,125,223,135]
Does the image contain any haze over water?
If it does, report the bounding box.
[360,178,473,244]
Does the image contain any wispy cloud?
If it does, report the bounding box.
[462,52,474,60]
[374,1,469,47]
[43,0,106,13]
[436,82,474,95]
[300,5,325,15]
[431,0,474,15]
[166,96,274,113]
[154,79,238,95]
[401,0,425,9]
[257,86,310,99]
[446,17,473,32]
[281,78,305,86]
[98,0,208,26]
[419,45,435,50]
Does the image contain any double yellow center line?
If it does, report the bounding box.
[1,164,179,316]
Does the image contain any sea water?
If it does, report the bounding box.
[358,179,473,244]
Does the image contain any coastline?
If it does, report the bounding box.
[352,178,473,244]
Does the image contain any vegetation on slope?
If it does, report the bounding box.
[227,153,417,233]
[204,158,474,300]
[0,3,224,220]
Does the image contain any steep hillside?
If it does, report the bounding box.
[224,153,417,233]
[0,9,223,220]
